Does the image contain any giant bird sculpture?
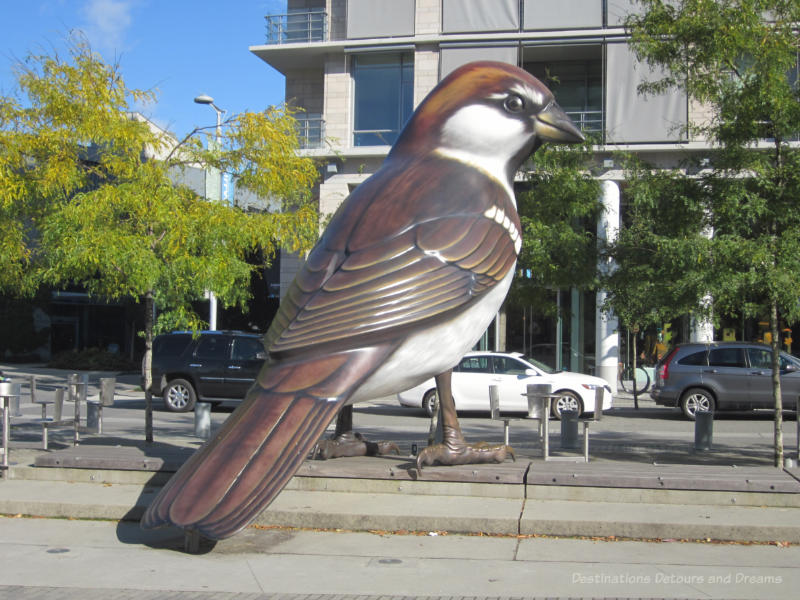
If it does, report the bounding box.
[141,61,584,540]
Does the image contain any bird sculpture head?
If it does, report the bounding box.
[390,61,584,181]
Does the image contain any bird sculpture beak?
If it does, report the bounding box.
[534,101,585,144]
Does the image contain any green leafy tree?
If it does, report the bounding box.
[605,156,714,337]
[0,35,319,441]
[624,0,800,464]
[512,142,601,321]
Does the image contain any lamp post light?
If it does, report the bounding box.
[194,94,226,331]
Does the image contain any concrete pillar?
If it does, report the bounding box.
[690,299,714,342]
[691,219,715,342]
[596,180,620,393]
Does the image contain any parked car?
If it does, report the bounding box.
[145,330,266,412]
[397,351,613,419]
[651,341,800,419]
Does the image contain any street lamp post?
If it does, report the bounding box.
[194,94,226,331]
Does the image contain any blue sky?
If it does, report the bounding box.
[1,0,289,137]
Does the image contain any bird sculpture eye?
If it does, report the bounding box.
[504,95,525,113]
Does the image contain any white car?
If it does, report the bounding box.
[397,351,613,419]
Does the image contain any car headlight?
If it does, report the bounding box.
[581,383,599,390]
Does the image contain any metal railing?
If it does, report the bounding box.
[565,109,603,135]
[264,10,327,44]
[295,114,325,149]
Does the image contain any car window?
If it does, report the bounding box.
[747,348,772,369]
[708,347,747,368]
[195,335,229,359]
[231,337,264,361]
[153,334,192,357]
[458,356,492,373]
[781,353,800,370]
[678,350,707,366]
[492,356,528,375]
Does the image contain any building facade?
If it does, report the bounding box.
[250,0,714,389]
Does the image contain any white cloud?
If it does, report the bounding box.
[82,0,135,56]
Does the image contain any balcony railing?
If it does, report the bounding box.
[565,110,603,135]
[264,10,327,44]
[296,114,325,149]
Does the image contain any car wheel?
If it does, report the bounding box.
[163,378,197,412]
[422,389,439,417]
[552,391,583,419]
[681,388,715,420]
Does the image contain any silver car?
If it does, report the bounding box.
[651,341,800,419]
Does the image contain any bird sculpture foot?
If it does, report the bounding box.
[415,438,515,470]
[312,431,401,460]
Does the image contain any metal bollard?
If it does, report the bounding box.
[194,402,211,439]
[86,401,101,433]
[560,410,579,449]
[100,377,115,407]
[694,410,713,451]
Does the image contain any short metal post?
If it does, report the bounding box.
[10,390,22,417]
[86,401,101,433]
[694,410,713,451]
[68,374,79,445]
[560,410,579,449]
[194,402,211,439]
[594,387,604,421]
[100,378,115,406]
[583,422,590,462]
[543,397,550,458]
[30,375,36,404]
[796,395,799,461]
[1,398,8,478]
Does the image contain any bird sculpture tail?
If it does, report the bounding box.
[141,347,386,539]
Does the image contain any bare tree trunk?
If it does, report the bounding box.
[770,301,784,467]
[144,290,154,444]
[632,329,639,410]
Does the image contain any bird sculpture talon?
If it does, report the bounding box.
[416,439,514,470]
[313,431,401,460]
[140,61,584,540]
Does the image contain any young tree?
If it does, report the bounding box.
[511,142,602,352]
[603,157,713,405]
[0,35,319,441]
[625,0,800,465]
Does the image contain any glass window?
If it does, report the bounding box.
[492,356,529,375]
[195,335,229,360]
[231,337,264,361]
[353,53,414,146]
[708,347,747,368]
[457,355,492,373]
[679,350,708,366]
[747,348,772,369]
[526,60,603,134]
[153,334,192,357]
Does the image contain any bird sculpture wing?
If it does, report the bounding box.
[266,155,521,356]
[141,155,520,539]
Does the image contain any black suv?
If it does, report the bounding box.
[147,331,266,412]
[651,341,800,419]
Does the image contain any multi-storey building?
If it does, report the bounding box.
[250,0,708,388]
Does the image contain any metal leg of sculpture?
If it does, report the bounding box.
[415,370,514,469]
[313,405,400,460]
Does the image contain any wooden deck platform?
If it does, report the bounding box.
[31,440,800,496]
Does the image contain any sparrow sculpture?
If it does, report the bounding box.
[141,61,584,540]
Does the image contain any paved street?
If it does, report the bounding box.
[1,516,798,599]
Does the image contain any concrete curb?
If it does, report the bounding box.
[3,475,800,543]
